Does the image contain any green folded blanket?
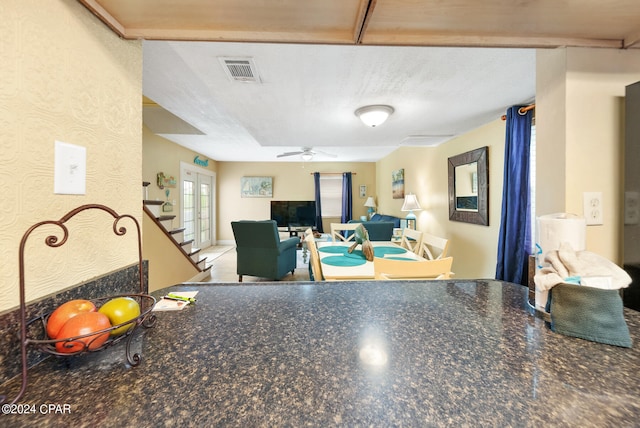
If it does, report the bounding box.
[549,283,632,348]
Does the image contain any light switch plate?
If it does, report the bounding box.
[54,141,86,195]
[625,191,640,225]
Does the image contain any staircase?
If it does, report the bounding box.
[142,199,212,277]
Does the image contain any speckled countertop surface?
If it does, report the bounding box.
[2,280,640,427]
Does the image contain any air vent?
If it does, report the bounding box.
[219,57,261,83]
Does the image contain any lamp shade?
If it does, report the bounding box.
[355,105,394,127]
[364,196,376,208]
[401,194,421,212]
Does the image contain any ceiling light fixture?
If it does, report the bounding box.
[355,105,394,127]
[301,152,313,161]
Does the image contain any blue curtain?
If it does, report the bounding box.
[495,106,533,285]
[341,172,353,223]
[313,172,324,232]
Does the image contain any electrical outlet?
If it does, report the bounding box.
[583,192,603,225]
[625,191,640,225]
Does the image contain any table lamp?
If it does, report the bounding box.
[401,193,422,229]
[364,196,376,219]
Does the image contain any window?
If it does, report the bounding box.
[319,175,342,217]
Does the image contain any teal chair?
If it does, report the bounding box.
[231,220,300,282]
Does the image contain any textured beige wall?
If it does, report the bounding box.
[142,213,200,292]
[536,47,640,264]
[217,162,376,242]
[0,1,142,311]
[142,126,218,228]
[376,120,506,279]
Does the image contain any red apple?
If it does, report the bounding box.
[55,312,111,353]
[46,299,96,339]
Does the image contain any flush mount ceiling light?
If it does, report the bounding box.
[355,105,394,127]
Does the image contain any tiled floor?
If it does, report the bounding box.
[204,246,311,282]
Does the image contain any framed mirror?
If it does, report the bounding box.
[448,146,489,225]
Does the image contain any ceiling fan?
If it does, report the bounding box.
[276,147,337,161]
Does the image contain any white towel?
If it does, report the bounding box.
[534,242,631,291]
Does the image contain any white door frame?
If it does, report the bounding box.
[180,161,217,247]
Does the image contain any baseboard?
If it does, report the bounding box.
[188,270,211,282]
[216,239,236,246]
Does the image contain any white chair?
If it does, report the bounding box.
[400,228,423,254]
[305,232,324,281]
[373,256,454,280]
[419,233,450,260]
[330,223,360,242]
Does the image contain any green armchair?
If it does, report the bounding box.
[231,220,300,282]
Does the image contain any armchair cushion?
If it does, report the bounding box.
[231,220,299,281]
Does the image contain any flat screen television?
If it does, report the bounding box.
[270,201,316,228]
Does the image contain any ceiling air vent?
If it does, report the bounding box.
[219,57,261,83]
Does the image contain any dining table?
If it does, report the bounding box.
[317,240,422,280]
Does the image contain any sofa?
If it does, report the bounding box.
[231,220,300,281]
[347,214,401,241]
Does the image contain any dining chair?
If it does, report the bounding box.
[400,228,424,254]
[373,256,454,280]
[330,223,360,242]
[305,230,324,281]
[419,233,450,260]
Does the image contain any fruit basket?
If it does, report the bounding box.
[3,204,157,405]
[26,293,156,360]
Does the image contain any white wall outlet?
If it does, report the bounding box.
[54,141,86,195]
[583,191,603,225]
[625,191,640,225]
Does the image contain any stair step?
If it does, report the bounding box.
[189,248,201,262]
[157,215,175,231]
[169,228,185,243]
[181,239,194,253]
[196,257,207,269]
[143,200,163,217]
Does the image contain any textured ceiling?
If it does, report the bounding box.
[142,42,535,162]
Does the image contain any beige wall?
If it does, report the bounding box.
[142,126,218,227]
[376,120,506,279]
[217,162,377,242]
[0,0,142,312]
[537,47,640,264]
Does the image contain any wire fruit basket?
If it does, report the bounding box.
[2,204,157,405]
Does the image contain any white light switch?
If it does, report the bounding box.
[54,141,86,195]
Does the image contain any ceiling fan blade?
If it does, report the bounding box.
[276,151,303,158]
[314,150,338,158]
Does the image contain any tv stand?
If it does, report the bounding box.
[281,225,316,239]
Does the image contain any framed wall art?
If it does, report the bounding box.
[241,176,273,198]
[359,184,367,198]
[392,168,405,199]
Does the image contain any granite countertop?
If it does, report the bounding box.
[2,280,640,427]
